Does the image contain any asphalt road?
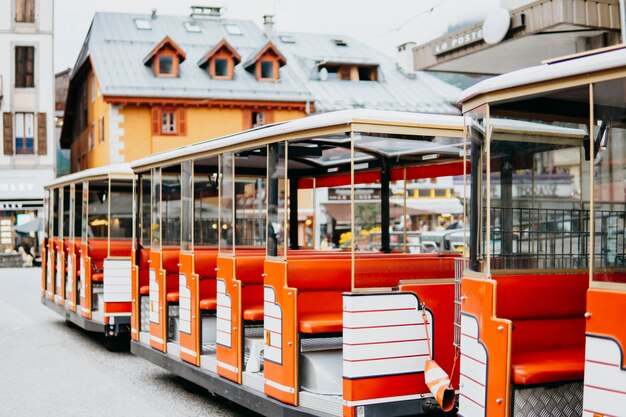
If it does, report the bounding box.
[0,268,255,417]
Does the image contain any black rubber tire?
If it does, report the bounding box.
[103,332,130,352]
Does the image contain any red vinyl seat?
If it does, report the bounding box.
[166,292,179,303]
[199,298,217,311]
[243,305,264,322]
[139,285,149,295]
[511,347,585,385]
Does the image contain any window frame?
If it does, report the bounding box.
[15,45,35,88]
[15,0,35,23]
[258,59,277,81]
[155,53,178,78]
[161,109,177,135]
[14,112,35,155]
[212,57,232,80]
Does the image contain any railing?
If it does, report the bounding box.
[484,207,626,270]
[453,257,468,349]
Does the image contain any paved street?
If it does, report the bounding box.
[0,268,253,417]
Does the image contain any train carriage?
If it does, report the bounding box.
[129,109,468,417]
[457,45,626,417]
[41,164,135,350]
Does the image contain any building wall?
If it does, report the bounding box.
[76,97,307,170]
[0,0,55,252]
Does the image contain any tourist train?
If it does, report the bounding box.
[42,46,626,417]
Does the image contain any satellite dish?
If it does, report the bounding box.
[483,8,510,45]
[319,67,328,81]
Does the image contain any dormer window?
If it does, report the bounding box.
[143,36,186,78]
[260,61,275,80]
[319,64,378,82]
[158,56,174,75]
[242,42,286,82]
[198,39,241,81]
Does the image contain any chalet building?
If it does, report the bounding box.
[0,0,55,252]
[60,7,461,172]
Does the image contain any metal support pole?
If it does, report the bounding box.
[470,140,481,271]
[381,158,391,253]
[289,177,299,250]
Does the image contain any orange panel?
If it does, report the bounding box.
[587,288,626,367]
[41,241,47,297]
[149,250,167,352]
[461,277,511,417]
[65,240,78,312]
[131,248,140,341]
[79,242,93,320]
[55,240,66,305]
[263,260,298,406]
[216,256,242,383]
[179,252,200,366]
[103,302,132,314]
[47,239,57,300]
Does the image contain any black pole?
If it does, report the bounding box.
[267,143,279,257]
[381,158,391,253]
[501,152,514,268]
[289,177,299,250]
[469,140,481,271]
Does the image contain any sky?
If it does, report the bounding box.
[53,0,499,72]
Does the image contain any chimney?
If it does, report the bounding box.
[396,42,417,74]
[263,15,274,38]
[191,5,223,19]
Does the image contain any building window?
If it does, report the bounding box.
[14,112,34,154]
[252,112,265,128]
[157,55,174,76]
[151,107,186,136]
[91,73,96,103]
[89,123,94,150]
[162,110,176,134]
[99,116,105,143]
[15,0,35,23]
[15,46,34,88]
[260,60,275,80]
[214,58,229,78]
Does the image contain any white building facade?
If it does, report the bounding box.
[0,0,55,252]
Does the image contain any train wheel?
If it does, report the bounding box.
[104,332,130,352]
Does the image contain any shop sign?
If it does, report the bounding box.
[328,188,381,201]
[433,28,484,55]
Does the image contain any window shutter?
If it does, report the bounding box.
[37,112,47,155]
[151,107,160,135]
[177,108,187,136]
[3,113,13,155]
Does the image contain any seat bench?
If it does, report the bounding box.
[495,273,588,386]
[287,256,457,335]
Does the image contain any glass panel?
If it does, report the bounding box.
[74,183,83,240]
[87,180,109,239]
[220,153,234,254]
[235,176,266,247]
[62,186,70,238]
[81,182,88,243]
[592,78,626,284]
[151,167,162,249]
[109,179,133,240]
[486,86,590,272]
[52,188,59,238]
[193,160,219,247]
[181,161,193,252]
[267,143,286,258]
[140,174,152,247]
[466,106,487,271]
[69,184,75,240]
[162,166,182,247]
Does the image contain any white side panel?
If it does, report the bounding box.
[583,336,626,416]
[65,255,74,300]
[55,252,62,291]
[103,258,132,302]
[79,257,85,298]
[46,251,52,294]
[342,293,432,379]
[458,314,487,417]
[149,268,159,323]
[216,278,231,348]
[264,286,282,364]
[179,273,191,334]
